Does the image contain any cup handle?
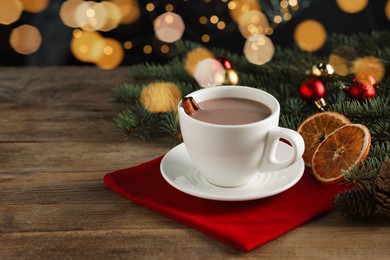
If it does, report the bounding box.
[259,127,305,172]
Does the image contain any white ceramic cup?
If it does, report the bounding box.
[178,86,305,187]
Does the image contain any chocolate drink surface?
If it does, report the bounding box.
[190,97,272,125]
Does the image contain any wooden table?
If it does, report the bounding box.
[1,67,389,259]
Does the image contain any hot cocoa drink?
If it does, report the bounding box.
[190,97,272,125]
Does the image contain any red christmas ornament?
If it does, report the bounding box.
[217,56,233,69]
[299,78,327,110]
[345,79,376,100]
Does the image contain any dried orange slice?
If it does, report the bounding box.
[312,124,371,184]
[297,111,351,167]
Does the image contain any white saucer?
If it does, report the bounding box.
[160,142,305,201]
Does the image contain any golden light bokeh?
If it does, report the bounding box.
[70,30,105,62]
[60,0,85,28]
[123,41,133,49]
[95,38,124,70]
[201,34,210,42]
[99,1,121,32]
[386,0,390,21]
[154,12,185,43]
[238,10,269,39]
[184,47,214,76]
[210,15,219,24]
[146,3,155,12]
[20,0,49,13]
[229,0,262,23]
[199,16,207,24]
[111,0,140,25]
[0,0,23,25]
[336,0,368,14]
[217,21,226,30]
[140,82,182,113]
[243,34,275,65]
[273,15,282,24]
[294,20,327,52]
[160,44,170,54]
[353,56,385,84]
[60,0,123,32]
[165,3,174,12]
[143,45,152,54]
[328,45,357,76]
[76,1,108,32]
[10,24,42,55]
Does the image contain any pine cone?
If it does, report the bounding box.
[373,161,390,216]
[334,187,377,220]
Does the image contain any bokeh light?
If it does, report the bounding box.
[238,10,269,39]
[386,0,390,21]
[143,45,153,54]
[194,58,226,88]
[336,0,368,14]
[146,3,155,12]
[10,24,42,55]
[165,4,174,12]
[20,0,49,13]
[60,0,123,32]
[229,0,262,23]
[0,0,23,25]
[99,1,121,32]
[210,15,219,24]
[111,0,140,25]
[353,56,385,84]
[154,12,185,43]
[294,19,327,52]
[199,16,207,24]
[328,46,357,76]
[201,34,210,42]
[75,1,107,32]
[95,38,124,70]
[124,41,133,49]
[70,30,105,62]
[60,0,85,28]
[184,47,214,76]
[243,34,275,65]
[140,82,182,113]
[217,21,226,30]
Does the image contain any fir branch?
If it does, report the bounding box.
[113,104,163,140]
[157,112,180,137]
[111,83,143,104]
[128,59,192,81]
[366,118,390,143]
[281,97,308,115]
[324,31,390,56]
[343,158,384,191]
[280,113,308,130]
[330,96,390,119]
[342,142,390,190]
[367,142,390,160]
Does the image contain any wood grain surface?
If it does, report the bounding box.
[1,67,389,259]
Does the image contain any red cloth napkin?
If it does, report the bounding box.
[103,155,345,252]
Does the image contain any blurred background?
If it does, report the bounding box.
[0,0,389,69]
